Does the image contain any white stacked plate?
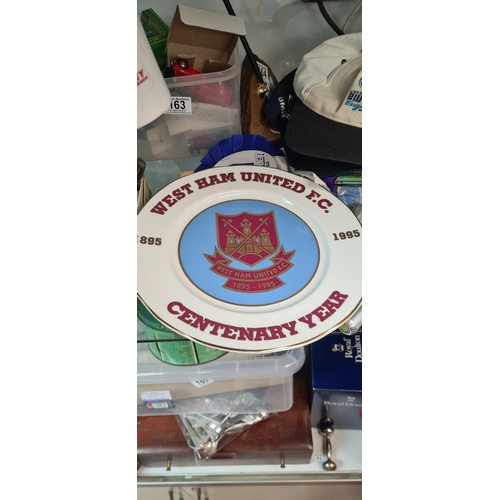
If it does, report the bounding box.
[137,165,361,353]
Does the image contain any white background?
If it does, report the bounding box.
[1,1,499,499]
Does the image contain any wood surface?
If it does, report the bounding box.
[137,365,313,467]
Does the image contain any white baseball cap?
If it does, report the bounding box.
[285,33,362,166]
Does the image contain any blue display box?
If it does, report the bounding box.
[309,332,362,430]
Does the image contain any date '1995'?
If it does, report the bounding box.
[332,230,360,241]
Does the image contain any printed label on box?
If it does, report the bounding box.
[254,152,270,166]
[191,379,214,388]
[164,97,192,115]
[140,390,175,409]
[257,61,275,94]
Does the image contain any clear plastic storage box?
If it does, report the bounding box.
[137,322,305,417]
[137,50,241,162]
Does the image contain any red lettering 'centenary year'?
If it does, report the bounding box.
[166,290,349,342]
[297,291,349,328]
[167,301,299,341]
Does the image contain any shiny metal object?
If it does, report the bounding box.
[257,81,268,96]
[179,395,273,460]
[195,412,243,459]
[319,417,337,471]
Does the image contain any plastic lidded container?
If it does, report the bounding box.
[137,49,241,162]
[137,321,305,417]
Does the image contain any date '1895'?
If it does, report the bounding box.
[138,236,162,245]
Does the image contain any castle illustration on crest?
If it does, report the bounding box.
[224,218,275,256]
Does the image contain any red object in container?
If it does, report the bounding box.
[170,59,233,108]
[171,59,202,77]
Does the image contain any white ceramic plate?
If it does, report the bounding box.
[137,165,361,352]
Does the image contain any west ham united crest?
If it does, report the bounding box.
[137,165,362,352]
[214,211,282,267]
[206,211,294,292]
[179,200,319,306]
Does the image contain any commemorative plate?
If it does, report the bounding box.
[137,165,361,352]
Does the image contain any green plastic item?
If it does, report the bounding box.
[334,172,362,185]
[137,298,227,366]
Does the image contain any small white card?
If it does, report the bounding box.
[140,390,175,409]
[164,96,192,115]
[258,61,275,93]
[191,379,214,388]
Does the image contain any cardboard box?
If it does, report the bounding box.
[140,9,170,68]
[137,5,245,161]
[167,4,246,73]
[310,332,362,430]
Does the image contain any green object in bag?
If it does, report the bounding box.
[137,298,227,366]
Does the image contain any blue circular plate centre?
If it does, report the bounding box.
[179,200,319,306]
